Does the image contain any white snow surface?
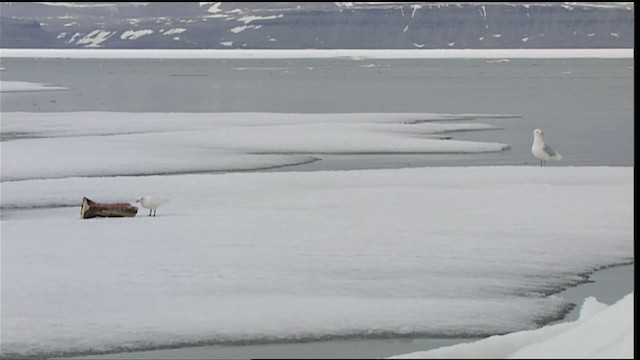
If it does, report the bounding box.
[74,30,115,48]
[390,293,634,359]
[0,112,509,182]
[0,48,633,60]
[0,111,634,358]
[162,28,186,36]
[120,29,154,40]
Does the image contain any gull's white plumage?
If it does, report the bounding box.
[531,128,562,167]
[135,195,171,216]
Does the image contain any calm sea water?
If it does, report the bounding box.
[0,57,634,168]
[1,56,634,359]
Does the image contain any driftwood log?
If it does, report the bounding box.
[81,197,138,219]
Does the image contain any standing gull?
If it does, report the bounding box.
[135,195,171,217]
[531,128,562,166]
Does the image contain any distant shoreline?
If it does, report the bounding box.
[0,48,633,60]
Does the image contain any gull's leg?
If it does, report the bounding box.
[148,209,152,216]
[153,209,157,217]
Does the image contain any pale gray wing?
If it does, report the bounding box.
[543,144,558,157]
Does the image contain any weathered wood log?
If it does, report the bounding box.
[81,197,138,219]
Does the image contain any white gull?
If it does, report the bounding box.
[532,128,562,166]
[135,195,171,217]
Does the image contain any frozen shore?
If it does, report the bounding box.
[58,263,633,359]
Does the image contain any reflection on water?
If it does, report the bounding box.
[68,337,482,359]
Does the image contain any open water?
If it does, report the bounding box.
[0,57,634,168]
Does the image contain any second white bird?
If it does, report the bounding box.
[136,195,171,217]
[532,128,562,167]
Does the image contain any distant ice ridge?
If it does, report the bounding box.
[0,48,633,59]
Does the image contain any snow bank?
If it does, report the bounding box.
[390,292,634,358]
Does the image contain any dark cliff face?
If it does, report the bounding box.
[0,2,634,49]
[0,16,67,48]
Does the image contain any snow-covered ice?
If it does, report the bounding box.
[390,292,633,359]
[0,112,510,182]
[0,48,633,60]
[0,80,68,93]
[0,110,633,358]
